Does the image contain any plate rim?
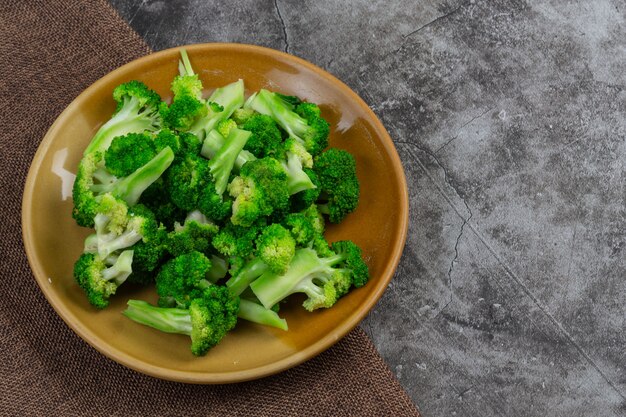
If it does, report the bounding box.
[21,42,409,384]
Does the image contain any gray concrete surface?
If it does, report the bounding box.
[109,0,625,415]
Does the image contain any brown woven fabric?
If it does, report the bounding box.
[0,1,419,416]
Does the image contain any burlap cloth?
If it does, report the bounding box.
[0,1,419,416]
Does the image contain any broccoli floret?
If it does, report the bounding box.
[227,158,290,227]
[313,148,360,223]
[279,138,317,195]
[301,203,326,235]
[123,285,239,356]
[104,130,179,177]
[139,178,187,229]
[282,213,315,246]
[72,146,175,227]
[200,129,256,172]
[255,224,295,274]
[237,298,287,331]
[290,168,321,212]
[164,153,211,212]
[186,80,245,141]
[231,108,256,125]
[212,221,264,259]
[242,114,283,158]
[207,127,251,196]
[247,89,329,156]
[94,203,161,259]
[167,211,220,257]
[83,81,164,156]
[250,241,369,312]
[74,250,134,309]
[155,251,214,308]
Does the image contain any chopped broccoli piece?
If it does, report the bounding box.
[123,285,239,356]
[238,298,287,331]
[74,250,134,309]
[155,251,214,308]
[225,257,269,296]
[313,148,360,223]
[250,241,369,311]
[255,224,295,274]
[167,210,220,257]
[201,129,256,172]
[242,114,283,158]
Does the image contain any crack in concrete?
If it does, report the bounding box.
[390,2,469,56]
[273,0,289,53]
[394,140,625,402]
[435,106,496,154]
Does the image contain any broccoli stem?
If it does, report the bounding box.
[207,128,251,195]
[248,89,310,145]
[101,250,134,285]
[250,248,345,309]
[206,255,228,282]
[123,300,192,335]
[84,96,159,156]
[111,146,175,206]
[226,257,269,296]
[189,80,244,139]
[238,299,287,331]
[201,130,256,171]
[282,152,316,195]
[178,49,194,76]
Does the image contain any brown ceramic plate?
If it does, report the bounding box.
[22,43,408,383]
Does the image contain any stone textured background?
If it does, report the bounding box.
[109,1,625,415]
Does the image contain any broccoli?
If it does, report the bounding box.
[212,221,264,259]
[247,89,330,156]
[255,224,295,274]
[123,285,239,356]
[231,107,256,125]
[201,129,256,172]
[167,210,220,257]
[279,138,317,195]
[250,241,369,311]
[104,130,180,177]
[94,203,161,260]
[74,250,134,309]
[313,148,360,223]
[72,146,175,227]
[139,178,187,229]
[225,257,269,296]
[289,168,321,212]
[83,81,164,156]
[164,152,213,211]
[227,157,290,227]
[241,114,283,158]
[187,80,245,141]
[207,127,251,196]
[282,212,315,246]
[155,251,217,308]
[237,298,287,331]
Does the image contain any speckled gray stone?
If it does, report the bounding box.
[108,1,625,415]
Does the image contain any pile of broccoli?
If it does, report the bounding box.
[71,49,368,356]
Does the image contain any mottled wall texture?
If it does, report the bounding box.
[110,0,625,415]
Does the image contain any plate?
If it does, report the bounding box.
[21,43,408,383]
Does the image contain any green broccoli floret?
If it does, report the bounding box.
[200,129,256,172]
[282,213,315,246]
[250,241,369,312]
[164,153,211,211]
[290,168,321,212]
[227,158,290,227]
[279,138,317,195]
[255,224,295,274]
[247,89,329,156]
[104,130,180,177]
[212,221,264,259]
[207,127,251,196]
[301,203,326,235]
[94,203,161,260]
[313,148,360,223]
[83,81,164,156]
[139,178,187,229]
[155,251,214,308]
[237,298,287,331]
[72,146,175,227]
[186,80,245,141]
[231,108,256,125]
[123,285,239,356]
[74,250,134,309]
[241,114,283,158]
[167,210,220,257]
